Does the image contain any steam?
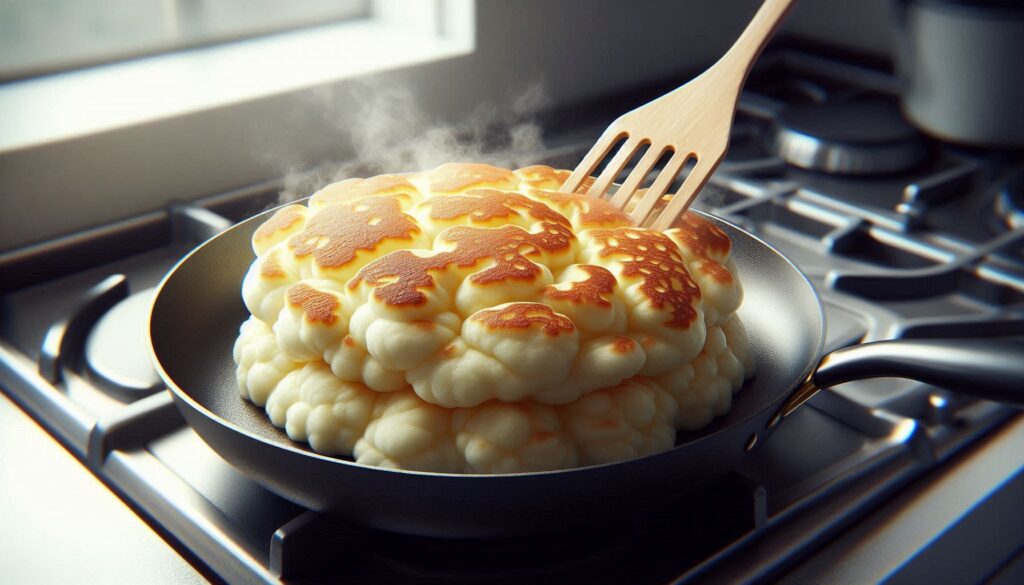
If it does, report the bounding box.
[278,80,550,204]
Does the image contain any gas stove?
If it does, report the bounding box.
[2,45,1023,584]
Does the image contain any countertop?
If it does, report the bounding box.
[0,390,206,584]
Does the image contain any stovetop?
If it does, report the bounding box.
[1,45,1023,584]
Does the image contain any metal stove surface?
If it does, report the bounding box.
[1,46,1023,584]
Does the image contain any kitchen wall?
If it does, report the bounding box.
[420,0,896,112]
[785,0,896,55]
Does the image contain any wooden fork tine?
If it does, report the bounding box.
[610,145,667,208]
[650,158,718,230]
[587,138,642,200]
[629,150,688,225]
[560,129,626,194]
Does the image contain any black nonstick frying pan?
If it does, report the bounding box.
[149,203,1024,538]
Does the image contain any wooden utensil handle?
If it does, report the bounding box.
[719,0,797,83]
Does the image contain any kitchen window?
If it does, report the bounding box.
[0,0,476,250]
[0,0,370,82]
[0,0,473,153]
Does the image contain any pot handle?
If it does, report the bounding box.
[768,338,1024,428]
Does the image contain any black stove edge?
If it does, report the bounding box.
[0,178,283,294]
[678,403,1018,585]
[0,341,94,455]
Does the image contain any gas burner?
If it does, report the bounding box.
[718,119,785,176]
[84,287,162,396]
[994,171,1024,230]
[772,99,927,175]
[753,78,829,105]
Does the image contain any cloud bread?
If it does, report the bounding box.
[235,162,755,473]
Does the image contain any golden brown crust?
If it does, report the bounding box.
[351,222,575,306]
[671,212,731,256]
[669,212,734,284]
[286,283,339,324]
[254,205,306,245]
[452,223,574,285]
[514,165,568,190]
[696,261,733,283]
[425,189,571,227]
[310,175,419,208]
[472,303,575,336]
[289,196,420,269]
[350,250,442,306]
[578,196,633,227]
[611,336,637,354]
[589,228,701,328]
[427,163,518,194]
[514,166,596,194]
[530,190,633,228]
[256,165,732,330]
[542,265,616,307]
[259,251,286,278]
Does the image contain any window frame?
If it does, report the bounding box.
[0,0,373,83]
[0,0,473,154]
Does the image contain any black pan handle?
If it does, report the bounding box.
[816,338,1024,406]
[768,338,1024,429]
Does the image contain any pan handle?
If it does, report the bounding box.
[768,338,1024,428]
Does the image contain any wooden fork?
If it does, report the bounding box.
[561,0,796,230]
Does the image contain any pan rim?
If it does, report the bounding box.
[148,198,826,480]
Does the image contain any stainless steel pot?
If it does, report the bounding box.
[895,0,1024,146]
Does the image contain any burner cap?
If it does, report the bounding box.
[85,288,162,396]
[994,171,1024,230]
[773,99,928,175]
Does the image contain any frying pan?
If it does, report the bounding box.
[149,202,1024,538]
